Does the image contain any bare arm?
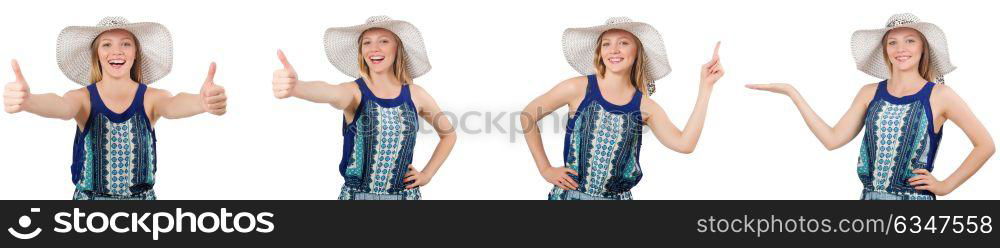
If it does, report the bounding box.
[644,42,724,154]
[290,81,356,109]
[4,60,85,120]
[644,96,709,154]
[909,85,995,196]
[152,62,227,120]
[746,83,876,150]
[402,85,457,189]
[520,77,585,190]
[20,91,85,120]
[152,91,202,119]
[272,50,355,109]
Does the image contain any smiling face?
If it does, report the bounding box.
[89,29,142,83]
[882,27,931,78]
[597,29,639,75]
[359,28,400,75]
[592,29,649,94]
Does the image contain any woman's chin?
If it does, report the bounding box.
[103,73,130,80]
[893,66,919,73]
[606,67,632,74]
[368,67,392,75]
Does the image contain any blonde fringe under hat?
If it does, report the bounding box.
[56,16,173,86]
[851,13,954,83]
[562,17,671,94]
[324,15,431,79]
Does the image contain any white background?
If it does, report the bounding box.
[1,0,996,199]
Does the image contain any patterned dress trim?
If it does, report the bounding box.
[552,74,644,200]
[71,83,157,200]
[856,81,941,200]
[338,78,421,200]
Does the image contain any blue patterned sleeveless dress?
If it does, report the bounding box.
[338,78,421,200]
[857,81,942,200]
[549,75,644,200]
[71,83,157,200]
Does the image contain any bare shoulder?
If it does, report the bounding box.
[335,80,362,96]
[555,75,588,92]
[639,95,664,121]
[335,80,361,89]
[851,82,880,106]
[407,83,441,112]
[930,83,957,98]
[143,86,173,100]
[63,87,89,101]
[145,87,172,98]
[408,83,430,98]
[407,83,432,105]
[640,94,660,109]
[542,76,588,103]
[858,82,879,97]
[929,83,962,107]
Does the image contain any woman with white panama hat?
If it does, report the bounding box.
[520,17,725,200]
[2,16,228,200]
[272,15,456,200]
[747,13,994,200]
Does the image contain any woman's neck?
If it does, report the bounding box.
[887,68,928,93]
[367,70,402,87]
[599,69,634,91]
[96,75,138,96]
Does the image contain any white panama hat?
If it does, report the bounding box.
[324,15,431,79]
[562,16,671,95]
[56,16,173,86]
[851,13,954,83]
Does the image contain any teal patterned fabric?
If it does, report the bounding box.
[857,81,942,200]
[549,75,643,200]
[72,83,156,200]
[339,186,420,200]
[338,78,420,200]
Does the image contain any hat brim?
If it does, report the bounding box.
[850,22,954,81]
[324,20,431,79]
[562,21,671,81]
[56,22,173,86]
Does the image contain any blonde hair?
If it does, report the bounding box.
[357,28,413,85]
[593,29,650,95]
[88,29,143,84]
[881,29,935,82]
